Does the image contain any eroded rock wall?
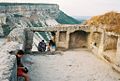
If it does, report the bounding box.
[104,35,118,51]
[69,30,89,48]
[0,41,21,81]
[92,32,101,47]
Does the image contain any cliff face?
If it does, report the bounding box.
[0,3,80,41]
[0,3,59,36]
[0,3,59,18]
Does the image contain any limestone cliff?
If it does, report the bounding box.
[0,3,80,38]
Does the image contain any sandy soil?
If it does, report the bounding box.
[28,49,120,81]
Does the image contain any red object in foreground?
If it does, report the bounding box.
[17,68,24,76]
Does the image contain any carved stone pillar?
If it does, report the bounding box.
[87,31,93,50]
[55,31,59,48]
[98,30,105,55]
[116,36,120,65]
[66,31,70,49]
[24,28,34,53]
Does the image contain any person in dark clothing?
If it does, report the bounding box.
[16,50,29,81]
[38,40,46,52]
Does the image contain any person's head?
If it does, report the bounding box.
[49,40,52,42]
[42,40,44,42]
[16,50,24,57]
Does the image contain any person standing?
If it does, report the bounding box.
[48,40,56,52]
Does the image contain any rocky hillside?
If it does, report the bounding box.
[0,3,80,38]
[56,11,80,24]
[85,11,120,32]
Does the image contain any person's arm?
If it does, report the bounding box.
[18,66,25,69]
[24,61,34,65]
[22,56,34,65]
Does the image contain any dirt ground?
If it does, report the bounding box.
[27,49,120,81]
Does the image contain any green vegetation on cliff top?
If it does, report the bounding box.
[56,11,81,24]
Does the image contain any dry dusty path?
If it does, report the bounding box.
[28,49,120,81]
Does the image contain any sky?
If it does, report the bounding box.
[0,0,120,16]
